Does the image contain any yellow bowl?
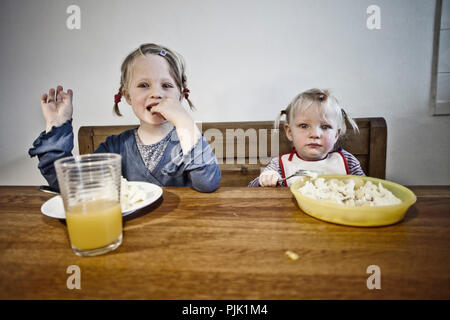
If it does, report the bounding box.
[290,174,417,227]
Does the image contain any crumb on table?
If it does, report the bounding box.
[285,250,299,261]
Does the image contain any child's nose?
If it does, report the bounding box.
[309,127,321,138]
[149,87,163,99]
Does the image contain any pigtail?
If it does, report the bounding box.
[184,95,196,111]
[181,85,196,111]
[113,84,123,116]
[341,108,359,133]
[181,72,196,111]
[274,109,287,130]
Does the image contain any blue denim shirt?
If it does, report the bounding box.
[28,120,221,193]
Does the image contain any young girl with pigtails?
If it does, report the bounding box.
[29,43,221,193]
[249,88,365,187]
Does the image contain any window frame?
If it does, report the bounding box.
[431,0,450,115]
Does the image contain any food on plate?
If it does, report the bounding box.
[120,177,146,210]
[298,177,402,207]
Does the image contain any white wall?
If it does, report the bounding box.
[0,0,449,186]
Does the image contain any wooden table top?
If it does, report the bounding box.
[0,185,449,300]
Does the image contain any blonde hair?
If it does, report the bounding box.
[114,43,195,116]
[274,88,359,137]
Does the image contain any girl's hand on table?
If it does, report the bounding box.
[259,170,281,187]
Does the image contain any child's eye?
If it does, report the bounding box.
[162,83,174,89]
[138,83,149,88]
[299,124,308,129]
[321,125,332,130]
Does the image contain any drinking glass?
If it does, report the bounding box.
[54,153,123,256]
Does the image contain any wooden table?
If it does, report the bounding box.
[0,186,449,300]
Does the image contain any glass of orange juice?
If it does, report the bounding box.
[54,153,123,257]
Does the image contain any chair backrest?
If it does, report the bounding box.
[78,117,387,186]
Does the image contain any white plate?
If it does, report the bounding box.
[40,182,163,219]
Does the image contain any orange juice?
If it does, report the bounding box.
[66,199,122,250]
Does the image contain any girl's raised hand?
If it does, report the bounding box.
[41,85,73,133]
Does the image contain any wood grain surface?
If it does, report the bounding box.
[0,186,448,300]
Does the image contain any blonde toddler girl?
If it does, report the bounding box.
[249,88,365,187]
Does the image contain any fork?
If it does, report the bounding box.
[277,169,323,183]
[38,185,59,195]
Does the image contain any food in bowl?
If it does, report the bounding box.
[298,177,402,207]
[290,174,417,227]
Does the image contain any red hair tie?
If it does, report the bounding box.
[114,93,122,104]
[183,88,190,99]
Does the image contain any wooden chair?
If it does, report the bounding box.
[79,117,387,186]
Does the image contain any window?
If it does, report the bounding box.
[431,0,450,115]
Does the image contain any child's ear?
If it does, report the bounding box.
[284,124,293,142]
[124,91,131,105]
